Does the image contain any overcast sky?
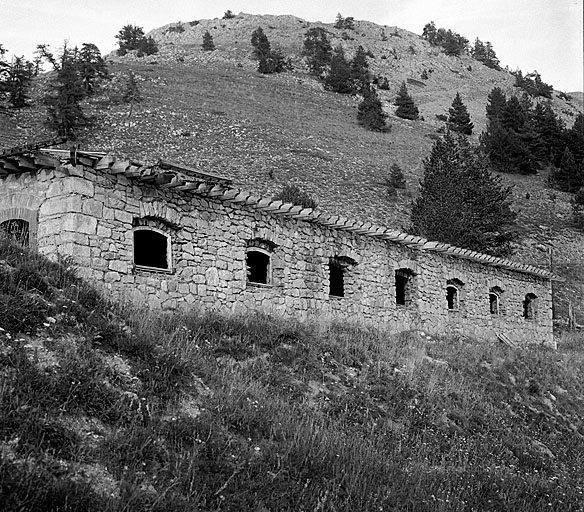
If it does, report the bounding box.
[2,0,583,92]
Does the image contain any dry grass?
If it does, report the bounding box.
[1,239,584,510]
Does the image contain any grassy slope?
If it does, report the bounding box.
[1,239,584,511]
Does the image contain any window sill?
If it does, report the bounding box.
[246,281,274,288]
[134,265,174,275]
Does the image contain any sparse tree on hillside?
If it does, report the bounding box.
[251,27,285,74]
[115,24,158,56]
[411,132,517,256]
[549,147,584,193]
[447,92,473,135]
[223,10,236,19]
[78,43,107,94]
[334,13,355,30]
[324,46,352,94]
[471,38,500,69]
[122,71,142,121]
[350,45,370,93]
[395,82,419,120]
[202,31,215,51]
[357,85,388,132]
[3,56,33,108]
[302,27,333,78]
[251,27,271,60]
[41,45,87,139]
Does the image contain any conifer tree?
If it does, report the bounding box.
[202,31,215,51]
[550,147,584,193]
[447,92,473,135]
[324,46,352,94]
[350,45,370,93]
[251,27,271,60]
[395,82,419,120]
[78,43,107,94]
[302,27,333,78]
[411,132,516,256]
[115,25,158,56]
[357,85,388,132]
[4,56,33,108]
[43,47,87,139]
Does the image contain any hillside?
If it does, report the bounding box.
[1,12,583,324]
[1,237,584,511]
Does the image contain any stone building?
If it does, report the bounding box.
[0,143,559,345]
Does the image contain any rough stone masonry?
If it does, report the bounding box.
[0,155,556,345]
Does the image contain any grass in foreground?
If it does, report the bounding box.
[1,237,583,511]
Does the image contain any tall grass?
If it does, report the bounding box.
[1,238,584,510]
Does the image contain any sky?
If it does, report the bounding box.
[2,0,583,92]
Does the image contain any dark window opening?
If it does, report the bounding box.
[133,229,169,270]
[395,268,415,306]
[523,293,537,320]
[446,286,458,310]
[489,293,499,314]
[329,261,345,297]
[489,287,503,315]
[0,219,29,246]
[247,249,270,284]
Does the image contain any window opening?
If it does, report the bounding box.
[445,278,464,310]
[0,219,29,246]
[523,293,537,320]
[329,260,345,297]
[133,228,170,270]
[395,268,415,306]
[489,287,503,315]
[446,286,459,310]
[246,249,271,284]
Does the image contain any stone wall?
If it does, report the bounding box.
[0,164,553,345]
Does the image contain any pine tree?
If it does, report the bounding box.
[122,71,142,121]
[78,43,107,94]
[4,56,33,108]
[251,27,271,60]
[43,47,87,139]
[202,31,215,51]
[485,87,507,123]
[302,27,333,78]
[350,45,370,93]
[395,82,419,120]
[550,147,584,193]
[324,46,352,94]
[115,25,158,56]
[357,85,387,132]
[447,92,473,135]
[411,132,517,256]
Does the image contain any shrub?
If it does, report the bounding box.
[273,184,318,209]
[223,10,236,19]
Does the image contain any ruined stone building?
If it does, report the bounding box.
[0,142,559,345]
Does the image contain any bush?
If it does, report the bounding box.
[273,184,317,209]
[223,10,236,19]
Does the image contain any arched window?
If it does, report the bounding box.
[395,268,416,306]
[246,239,276,285]
[523,293,537,320]
[133,227,172,271]
[446,278,464,311]
[489,287,503,315]
[0,219,30,246]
